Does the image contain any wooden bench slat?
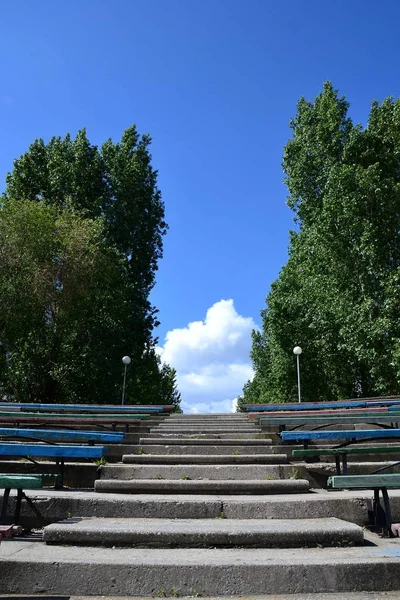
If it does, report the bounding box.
[0,475,44,489]
[328,474,400,488]
[261,415,400,425]
[293,446,400,457]
[0,411,149,420]
[0,403,172,412]
[0,443,104,458]
[0,428,124,443]
[281,429,400,441]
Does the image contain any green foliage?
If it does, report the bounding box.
[240,82,400,406]
[0,127,181,408]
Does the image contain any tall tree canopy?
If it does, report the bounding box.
[239,82,400,407]
[1,127,181,408]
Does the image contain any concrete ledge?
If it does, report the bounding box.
[43,517,363,548]
[148,433,271,439]
[94,479,310,494]
[3,534,400,595]
[140,438,272,445]
[122,454,288,465]
[100,464,289,480]
[130,444,277,455]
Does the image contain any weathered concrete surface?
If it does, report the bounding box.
[43,517,363,548]
[2,532,400,596]
[100,462,397,485]
[140,438,272,445]
[132,444,276,454]
[101,464,289,480]
[146,433,271,439]
[55,594,400,600]
[122,454,288,464]
[6,489,400,528]
[95,478,310,494]
[1,490,223,526]
[150,423,261,433]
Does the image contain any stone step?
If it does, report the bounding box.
[147,433,270,439]
[8,489,400,528]
[132,444,277,455]
[151,428,261,434]
[95,478,309,494]
[43,517,363,548]
[100,464,290,480]
[3,532,400,596]
[122,454,288,464]
[140,438,272,445]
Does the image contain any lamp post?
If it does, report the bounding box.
[121,356,131,405]
[293,346,302,403]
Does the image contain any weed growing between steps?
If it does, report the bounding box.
[155,587,203,597]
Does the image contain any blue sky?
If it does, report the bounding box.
[1,0,400,411]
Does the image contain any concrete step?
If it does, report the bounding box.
[7,489,400,529]
[151,428,261,434]
[95,478,309,494]
[3,532,400,596]
[132,444,278,455]
[122,454,288,464]
[140,438,272,445]
[148,433,270,439]
[43,516,363,548]
[100,464,290,480]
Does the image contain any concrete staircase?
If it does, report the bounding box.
[4,412,400,596]
[95,412,306,494]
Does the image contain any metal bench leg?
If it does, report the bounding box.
[335,456,342,475]
[0,488,11,525]
[14,489,23,525]
[381,487,394,537]
[342,454,348,476]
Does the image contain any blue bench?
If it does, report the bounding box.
[0,443,105,488]
[281,429,400,474]
[0,403,164,413]
[281,428,400,447]
[246,401,368,412]
[0,428,124,444]
[246,398,400,412]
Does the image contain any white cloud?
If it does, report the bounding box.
[158,299,256,414]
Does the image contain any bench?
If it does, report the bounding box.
[0,403,173,413]
[328,474,400,536]
[0,412,149,432]
[250,407,391,419]
[281,428,400,449]
[292,446,400,475]
[0,427,124,445]
[260,413,400,431]
[244,397,400,412]
[0,443,105,488]
[0,474,58,526]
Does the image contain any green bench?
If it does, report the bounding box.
[328,474,400,537]
[0,474,59,526]
[292,446,400,475]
